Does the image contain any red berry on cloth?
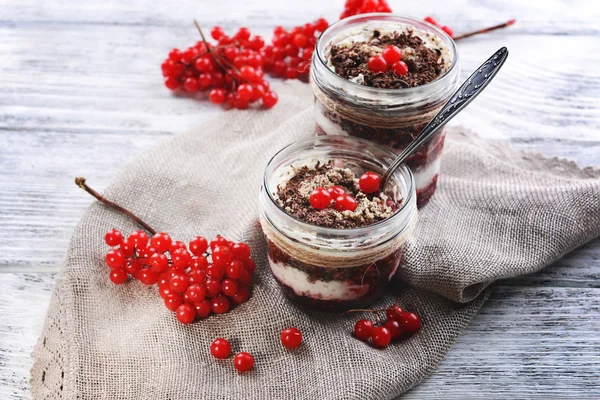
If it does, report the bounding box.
[371,326,392,348]
[234,352,255,372]
[354,319,374,341]
[211,338,232,359]
[281,327,303,349]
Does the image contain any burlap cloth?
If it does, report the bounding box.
[31,81,600,399]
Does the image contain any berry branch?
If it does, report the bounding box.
[75,177,157,235]
[453,19,517,41]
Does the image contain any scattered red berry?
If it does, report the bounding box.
[310,188,332,210]
[391,61,409,76]
[211,338,232,359]
[359,172,381,194]
[371,326,392,348]
[280,327,303,349]
[367,55,388,73]
[354,319,374,341]
[233,352,255,372]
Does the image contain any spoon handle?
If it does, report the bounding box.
[382,47,509,188]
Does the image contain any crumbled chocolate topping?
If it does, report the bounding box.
[275,161,398,229]
[329,30,445,88]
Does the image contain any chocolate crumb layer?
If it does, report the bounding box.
[329,30,446,88]
[275,161,398,229]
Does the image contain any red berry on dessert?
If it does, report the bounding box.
[391,61,409,76]
[281,327,303,349]
[211,338,232,359]
[354,319,374,341]
[359,172,381,194]
[334,195,357,212]
[233,352,255,372]
[371,326,392,348]
[327,185,347,197]
[309,188,332,210]
[367,55,388,73]
[382,45,402,64]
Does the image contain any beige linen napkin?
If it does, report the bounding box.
[31,81,600,399]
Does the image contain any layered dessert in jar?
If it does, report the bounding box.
[259,136,417,312]
[310,14,460,207]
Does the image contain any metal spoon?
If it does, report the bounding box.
[381,47,509,189]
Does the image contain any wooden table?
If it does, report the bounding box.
[1,0,599,398]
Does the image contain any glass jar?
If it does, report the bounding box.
[259,136,417,312]
[310,13,460,207]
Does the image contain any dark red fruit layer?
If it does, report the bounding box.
[416,173,438,208]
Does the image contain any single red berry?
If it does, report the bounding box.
[195,57,214,73]
[138,268,158,285]
[285,66,299,79]
[164,293,183,311]
[198,73,212,89]
[231,285,250,304]
[124,259,142,277]
[371,326,392,348]
[127,230,149,248]
[382,45,402,65]
[183,77,198,93]
[359,172,381,194]
[327,186,346,197]
[208,88,225,104]
[210,236,230,251]
[334,195,357,212]
[262,91,278,108]
[205,278,222,297]
[400,312,422,334]
[185,284,207,304]
[280,327,302,349]
[137,245,156,259]
[171,248,191,269]
[109,268,128,284]
[164,77,179,90]
[190,255,208,270]
[213,246,234,268]
[188,268,206,285]
[211,338,232,359]
[251,83,266,101]
[206,263,225,279]
[169,274,189,293]
[235,27,251,41]
[224,46,239,61]
[240,65,258,83]
[441,26,454,38]
[247,53,264,68]
[189,236,209,256]
[104,229,123,247]
[354,319,374,341]
[391,61,409,76]
[120,241,135,257]
[195,299,212,319]
[211,295,231,314]
[302,23,315,36]
[105,249,125,269]
[151,232,172,253]
[367,55,388,73]
[168,48,182,61]
[211,26,225,40]
[310,188,332,210]
[230,243,251,262]
[424,16,440,27]
[169,240,186,253]
[386,305,404,321]
[249,35,265,50]
[226,260,243,279]
[236,84,254,101]
[314,18,328,32]
[383,319,403,340]
[176,303,196,324]
[243,258,256,275]
[237,268,252,285]
[292,33,308,48]
[221,279,239,297]
[233,352,254,372]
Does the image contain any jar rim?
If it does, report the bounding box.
[262,135,416,236]
[314,12,459,96]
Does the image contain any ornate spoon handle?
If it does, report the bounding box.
[382,47,509,188]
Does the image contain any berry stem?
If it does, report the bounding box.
[74,177,157,235]
[454,19,516,41]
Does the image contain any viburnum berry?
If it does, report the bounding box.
[189,255,208,270]
[334,195,357,212]
[367,55,388,73]
[163,292,182,310]
[211,26,225,40]
[314,18,329,32]
[236,84,254,101]
[382,45,402,65]
[169,273,190,293]
[105,229,124,247]
[105,249,125,269]
[184,77,198,93]
[243,258,256,274]
[233,352,254,372]
[221,279,239,297]
[176,303,196,324]
[359,172,381,194]
[386,305,404,321]
[109,268,128,284]
[151,232,172,253]
[171,248,191,269]
[400,312,422,334]
[189,236,209,256]
[231,285,250,304]
[280,327,302,349]
[209,89,226,104]
[120,241,135,257]
[213,246,234,268]
[441,26,454,38]
[210,235,229,251]
[310,188,332,210]
[205,278,222,297]
[371,326,392,348]
[127,230,149,248]
[231,242,251,261]
[391,61,409,76]
[186,284,207,304]
[188,268,207,285]
[237,267,252,285]
[211,295,231,314]
[164,77,179,90]
[206,263,225,279]
[235,27,251,41]
[424,16,439,26]
[211,338,232,359]
[354,319,374,341]
[195,299,212,319]
[124,259,142,277]
[138,268,159,285]
[383,319,403,340]
[262,91,278,108]
[226,260,243,279]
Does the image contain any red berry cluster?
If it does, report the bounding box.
[367,45,408,76]
[161,24,278,109]
[309,186,357,212]
[352,304,422,348]
[340,0,392,19]
[424,16,454,38]
[209,327,301,372]
[266,18,329,80]
[104,229,256,324]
